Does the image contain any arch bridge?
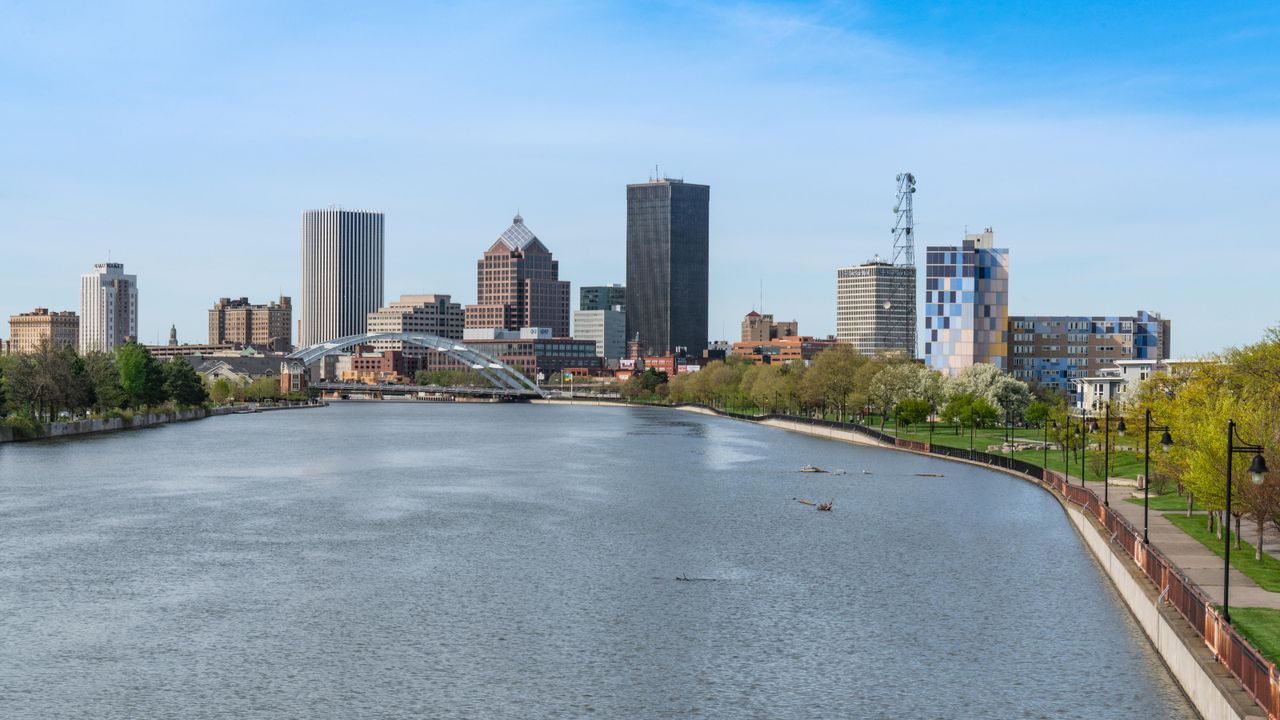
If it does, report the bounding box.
[285,332,545,398]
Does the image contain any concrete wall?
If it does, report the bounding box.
[0,406,247,444]
[1064,504,1264,720]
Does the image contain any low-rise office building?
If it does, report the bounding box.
[730,336,837,365]
[8,308,79,354]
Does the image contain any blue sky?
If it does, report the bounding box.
[2,1,1278,355]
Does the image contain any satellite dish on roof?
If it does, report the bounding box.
[883,301,892,310]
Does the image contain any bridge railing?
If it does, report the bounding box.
[681,403,1280,718]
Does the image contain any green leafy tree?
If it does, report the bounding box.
[941,393,974,435]
[1024,400,1050,428]
[895,398,931,431]
[244,376,282,401]
[163,357,209,406]
[209,377,235,404]
[83,351,127,413]
[116,342,168,408]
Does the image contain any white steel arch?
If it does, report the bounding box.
[286,332,544,395]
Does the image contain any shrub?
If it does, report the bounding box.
[4,414,42,440]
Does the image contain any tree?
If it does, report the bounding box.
[896,398,931,431]
[163,357,208,406]
[1024,400,1050,428]
[946,363,1032,420]
[244,376,281,401]
[941,394,973,435]
[620,368,668,401]
[209,377,235,404]
[867,363,920,430]
[116,343,168,408]
[83,351,126,413]
[798,346,868,417]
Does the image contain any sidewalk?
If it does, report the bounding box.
[1083,478,1280,610]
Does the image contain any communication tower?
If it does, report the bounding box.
[887,173,917,356]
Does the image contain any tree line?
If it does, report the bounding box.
[0,341,208,431]
[621,345,1048,434]
[1126,328,1280,559]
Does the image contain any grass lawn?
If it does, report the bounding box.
[873,419,1148,480]
[1163,513,1280,592]
[1125,489,1199,512]
[1226,608,1280,665]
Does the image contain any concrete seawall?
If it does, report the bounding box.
[1,402,325,444]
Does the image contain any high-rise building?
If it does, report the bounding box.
[574,308,626,360]
[464,215,570,337]
[836,257,916,357]
[8,308,79,354]
[367,294,465,361]
[923,229,1009,374]
[580,284,626,312]
[79,262,138,353]
[1008,311,1170,392]
[299,208,384,348]
[626,177,710,355]
[741,312,798,343]
[208,296,293,351]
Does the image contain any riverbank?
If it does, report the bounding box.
[0,401,326,444]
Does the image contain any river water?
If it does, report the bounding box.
[0,403,1198,719]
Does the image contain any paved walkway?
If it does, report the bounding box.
[1082,478,1280,610]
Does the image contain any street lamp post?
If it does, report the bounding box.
[1223,419,1269,623]
[1079,418,1089,486]
[1044,419,1055,470]
[1099,402,1128,507]
[1142,408,1173,544]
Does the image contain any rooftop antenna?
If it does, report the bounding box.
[890,173,915,267]
[759,278,763,315]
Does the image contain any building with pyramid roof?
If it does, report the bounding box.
[464,215,571,337]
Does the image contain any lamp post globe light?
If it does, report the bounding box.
[1223,418,1269,623]
[1141,408,1174,544]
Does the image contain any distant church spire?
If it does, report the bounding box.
[168,325,178,346]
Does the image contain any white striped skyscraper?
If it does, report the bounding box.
[299,208,385,347]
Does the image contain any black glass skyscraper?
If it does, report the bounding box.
[625,178,710,356]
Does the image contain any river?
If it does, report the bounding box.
[0,402,1197,718]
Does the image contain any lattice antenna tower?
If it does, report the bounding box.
[891,172,915,266]
[887,173,917,358]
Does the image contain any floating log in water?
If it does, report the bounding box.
[816,500,833,511]
[915,473,945,477]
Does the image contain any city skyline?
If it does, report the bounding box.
[3,3,1279,354]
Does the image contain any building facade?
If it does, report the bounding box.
[464,215,570,337]
[626,177,710,356]
[8,308,79,354]
[574,308,626,360]
[836,258,916,357]
[730,336,837,365]
[741,311,798,343]
[923,229,1009,375]
[208,296,292,351]
[79,262,138,353]
[1008,311,1171,393]
[299,208,385,348]
[367,294,465,359]
[580,284,626,312]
